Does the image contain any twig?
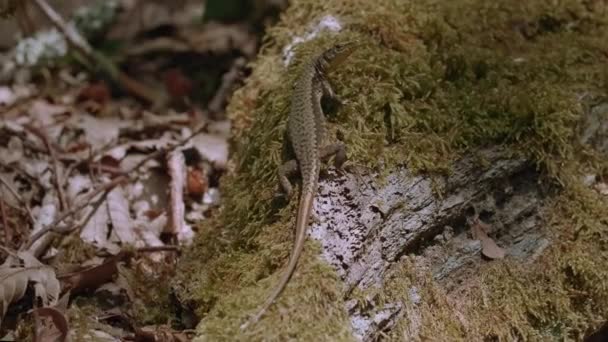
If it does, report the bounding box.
[116,71,165,106]
[25,124,69,211]
[29,182,112,258]
[124,123,208,175]
[208,57,246,118]
[30,0,162,105]
[0,199,12,245]
[15,1,35,36]
[62,139,119,189]
[136,245,181,253]
[0,173,36,224]
[24,176,126,251]
[31,0,92,55]
[90,163,126,177]
[0,159,37,183]
[0,174,22,205]
[23,124,208,250]
[68,184,113,247]
[167,151,186,241]
[98,245,181,257]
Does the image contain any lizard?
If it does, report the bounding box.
[242,41,357,328]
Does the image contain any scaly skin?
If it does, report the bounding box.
[242,42,356,328]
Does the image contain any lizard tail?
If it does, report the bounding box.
[241,190,315,329]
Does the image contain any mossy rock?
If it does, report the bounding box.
[175,0,608,340]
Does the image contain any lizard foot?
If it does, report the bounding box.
[320,143,347,174]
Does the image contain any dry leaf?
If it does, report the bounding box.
[0,172,21,208]
[107,0,196,42]
[470,218,506,260]
[0,86,17,106]
[58,252,131,294]
[73,115,126,148]
[0,136,24,164]
[28,100,69,141]
[181,23,256,56]
[107,187,136,245]
[80,193,111,249]
[78,81,111,104]
[0,251,60,325]
[186,167,207,197]
[0,85,33,107]
[163,68,193,100]
[66,174,93,203]
[133,324,193,342]
[31,193,59,236]
[190,133,229,168]
[594,181,608,196]
[33,306,69,342]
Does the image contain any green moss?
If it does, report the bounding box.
[128,265,176,325]
[176,0,608,340]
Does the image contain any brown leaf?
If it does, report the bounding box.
[33,307,69,342]
[58,252,131,294]
[78,81,111,105]
[470,218,506,260]
[595,181,608,196]
[107,187,136,244]
[132,325,193,342]
[163,68,193,100]
[186,167,207,197]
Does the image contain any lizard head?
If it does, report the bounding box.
[320,41,358,71]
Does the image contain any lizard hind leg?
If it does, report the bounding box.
[278,159,298,199]
[320,142,347,170]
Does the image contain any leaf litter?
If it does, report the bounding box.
[0,92,225,336]
[0,0,283,338]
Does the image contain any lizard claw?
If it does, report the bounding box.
[281,185,294,200]
[335,166,347,177]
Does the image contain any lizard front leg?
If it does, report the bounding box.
[320,77,337,101]
[320,76,344,116]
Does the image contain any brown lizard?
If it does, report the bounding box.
[242,41,357,328]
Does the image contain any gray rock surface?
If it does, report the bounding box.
[309,148,549,340]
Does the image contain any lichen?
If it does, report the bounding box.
[175,0,608,340]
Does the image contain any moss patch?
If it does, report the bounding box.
[176,0,608,340]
